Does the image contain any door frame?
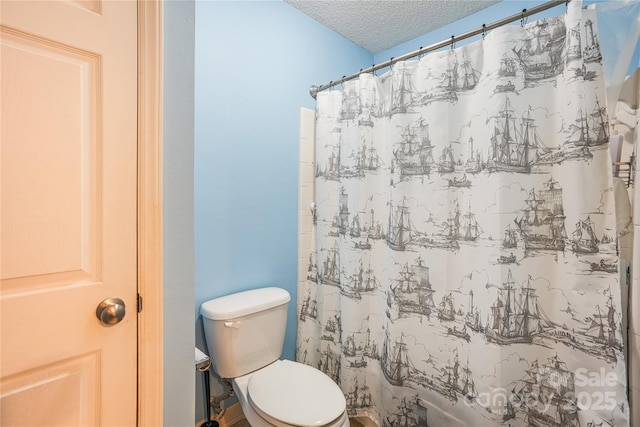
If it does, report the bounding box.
[138,1,163,425]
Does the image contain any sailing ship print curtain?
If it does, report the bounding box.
[297,2,629,426]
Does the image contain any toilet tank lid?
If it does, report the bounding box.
[200,287,291,320]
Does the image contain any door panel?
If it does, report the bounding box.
[1,1,138,425]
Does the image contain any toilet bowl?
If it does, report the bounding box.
[200,288,348,427]
[232,360,349,427]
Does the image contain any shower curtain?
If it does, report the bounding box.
[297,2,629,426]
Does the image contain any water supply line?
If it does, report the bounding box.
[196,348,219,427]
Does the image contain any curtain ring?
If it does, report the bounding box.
[482,24,486,40]
[521,9,527,26]
[372,64,376,76]
[450,35,455,50]
[389,57,395,71]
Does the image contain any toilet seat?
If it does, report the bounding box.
[247,360,346,427]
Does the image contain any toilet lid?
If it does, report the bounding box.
[247,360,346,427]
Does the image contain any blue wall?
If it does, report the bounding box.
[192,0,639,423]
[193,0,371,419]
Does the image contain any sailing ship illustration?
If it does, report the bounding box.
[317,146,341,181]
[346,378,374,416]
[519,355,580,427]
[383,395,429,427]
[514,178,567,251]
[438,293,456,321]
[438,144,455,174]
[307,252,318,283]
[439,349,478,402]
[498,53,517,77]
[319,244,341,287]
[338,187,350,235]
[485,271,555,345]
[455,52,481,91]
[512,18,566,81]
[503,225,518,248]
[581,291,621,361]
[321,316,340,342]
[390,256,436,317]
[358,140,382,171]
[393,118,435,177]
[464,137,483,173]
[465,290,483,332]
[387,197,415,251]
[340,84,359,121]
[350,215,361,238]
[583,19,602,63]
[342,259,380,300]
[565,98,608,150]
[381,331,410,386]
[343,334,357,357]
[381,331,426,387]
[461,202,483,241]
[487,98,548,173]
[299,289,318,322]
[390,68,413,115]
[318,345,341,384]
[572,216,599,253]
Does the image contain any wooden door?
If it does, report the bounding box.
[0,1,138,425]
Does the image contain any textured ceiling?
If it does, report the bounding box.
[284,0,500,54]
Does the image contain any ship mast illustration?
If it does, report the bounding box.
[465,290,483,332]
[299,289,318,322]
[307,252,318,283]
[582,290,621,360]
[572,216,599,254]
[383,395,429,427]
[346,378,374,416]
[387,197,415,251]
[343,259,380,300]
[438,292,456,321]
[460,358,478,401]
[338,187,350,235]
[498,53,517,77]
[438,144,455,174]
[393,118,435,177]
[318,145,341,181]
[390,256,436,317]
[513,18,566,81]
[340,84,359,121]
[503,224,518,248]
[390,68,413,115]
[350,214,361,238]
[487,99,547,173]
[381,331,410,386]
[485,271,555,344]
[523,355,579,427]
[359,140,382,171]
[456,52,480,91]
[514,178,567,251]
[319,243,341,287]
[343,334,357,357]
[461,202,483,241]
[318,344,341,384]
[583,19,602,63]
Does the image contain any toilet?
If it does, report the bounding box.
[200,287,349,427]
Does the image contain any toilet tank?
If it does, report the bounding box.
[200,287,291,378]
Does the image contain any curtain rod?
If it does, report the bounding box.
[310,0,569,99]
